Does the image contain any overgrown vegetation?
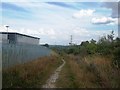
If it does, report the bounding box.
[56,54,120,88]
[3,55,62,88]
[54,31,120,68]
[55,31,120,88]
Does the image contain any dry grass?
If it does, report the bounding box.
[85,55,120,88]
[56,54,97,88]
[3,55,62,88]
[56,54,120,88]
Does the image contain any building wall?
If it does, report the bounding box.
[2,43,51,68]
[16,34,39,45]
[0,34,1,43]
[0,33,39,45]
[0,34,8,43]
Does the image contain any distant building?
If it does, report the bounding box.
[0,32,40,45]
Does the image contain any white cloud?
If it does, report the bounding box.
[18,27,57,39]
[91,17,117,25]
[38,28,55,36]
[73,27,114,37]
[73,9,95,18]
[73,28,89,36]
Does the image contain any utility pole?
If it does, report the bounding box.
[5,25,9,32]
[69,35,73,45]
[5,25,9,44]
[5,25,9,67]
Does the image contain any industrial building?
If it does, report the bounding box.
[0,32,40,45]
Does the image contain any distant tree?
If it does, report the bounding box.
[90,39,96,44]
[107,30,114,42]
[43,43,49,47]
[86,43,97,54]
[114,37,120,47]
[98,36,108,44]
[113,37,120,68]
[80,41,89,46]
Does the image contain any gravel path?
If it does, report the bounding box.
[42,59,65,88]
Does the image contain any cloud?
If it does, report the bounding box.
[73,28,89,36]
[101,2,120,18]
[73,27,113,37]
[38,28,56,36]
[2,2,32,20]
[1,2,118,45]
[46,2,77,10]
[2,2,29,13]
[73,9,95,18]
[91,17,117,25]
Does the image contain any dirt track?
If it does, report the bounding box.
[42,59,65,88]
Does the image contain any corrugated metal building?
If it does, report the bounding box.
[0,32,40,45]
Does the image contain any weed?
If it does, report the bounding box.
[3,55,62,88]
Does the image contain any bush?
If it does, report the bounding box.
[113,38,120,68]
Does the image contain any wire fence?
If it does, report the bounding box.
[2,43,52,68]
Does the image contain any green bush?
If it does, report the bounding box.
[113,47,120,68]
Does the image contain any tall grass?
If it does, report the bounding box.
[85,55,120,88]
[56,54,120,88]
[3,55,62,88]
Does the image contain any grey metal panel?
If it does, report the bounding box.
[2,43,52,68]
[16,34,39,45]
[0,34,8,44]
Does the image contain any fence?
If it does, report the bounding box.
[2,43,52,68]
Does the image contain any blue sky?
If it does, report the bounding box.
[0,0,119,45]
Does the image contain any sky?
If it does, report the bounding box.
[0,0,120,45]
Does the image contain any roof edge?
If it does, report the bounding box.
[0,32,40,39]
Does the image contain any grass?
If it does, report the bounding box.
[86,55,120,88]
[56,56,78,88]
[56,54,120,88]
[2,54,62,88]
[3,52,120,88]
